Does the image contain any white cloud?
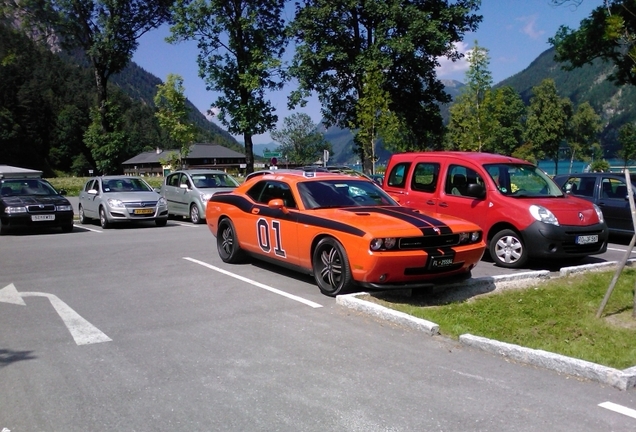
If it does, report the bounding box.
[436,41,470,78]
[517,15,545,40]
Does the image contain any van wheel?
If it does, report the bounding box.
[490,229,528,268]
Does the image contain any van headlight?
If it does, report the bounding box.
[529,204,559,226]
[593,204,604,223]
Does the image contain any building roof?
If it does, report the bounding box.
[0,165,43,179]
[122,144,245,165]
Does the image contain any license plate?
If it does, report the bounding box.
[576,234,598,245]
[133,208,154,215]
[431,256,454,268]
[31,214,55,221]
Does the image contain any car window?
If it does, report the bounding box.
[601,177,628,199]
[298,179,397,209]
[83,180,94,192]
[445,165,484,197]
[411,163,439,193]
[561,176,596,197]
[191,173,240,188]
[1,179,56,196]
[249,180,297,208]
[484,163,562,197]
[103,178,152,192]
[167,174,180,187]
[386,162,411,189]
[179,173,191,188]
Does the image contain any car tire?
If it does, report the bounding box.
[489,229,528,269]
[78,205,89,224]
[312,237,353,297]
[99,207,111,229]
[155,218,168,227]
[217,218,245,263]
[190,204,203,224]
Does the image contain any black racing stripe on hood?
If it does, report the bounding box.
[342,206,453,235]
[210,194,366,237]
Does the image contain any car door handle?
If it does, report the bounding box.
[426,200,435,205]
[439,202,448,208]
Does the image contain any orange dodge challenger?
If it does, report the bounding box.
[206,171,485,296]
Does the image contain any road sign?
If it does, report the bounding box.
[263,151,282,158]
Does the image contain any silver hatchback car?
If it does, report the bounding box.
[160,169,240,224]
[78,176,169,228]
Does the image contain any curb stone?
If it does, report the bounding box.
[337,261,636,391]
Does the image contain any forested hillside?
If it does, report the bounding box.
[0,23,240,176]
[497,47,636,157]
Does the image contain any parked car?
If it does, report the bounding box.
[160,169,240,224]
[205,171,485,296]
[78,176,168,228]
[0,175,74,234]
[553,172,636,236]
[382,152,609,269]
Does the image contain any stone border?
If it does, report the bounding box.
[336,260,636,391]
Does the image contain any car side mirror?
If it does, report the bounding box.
[465,183,486,199]
[268,198,289,213]
[180,183,189,190]
[88,189,97,195]
[59,189,67,196]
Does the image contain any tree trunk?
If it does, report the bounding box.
[243,133,254,174]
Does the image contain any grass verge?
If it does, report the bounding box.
[368,269,636,370]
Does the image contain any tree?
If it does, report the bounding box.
[484,86,526,156]
[550,0,636,86]
[271,113,330,166]
[446,41,494,152]
[289,0,482,164]
[168,0,287,174]
[524,79,573,174]
[617,122,636,167]
[567,101,602,172]
[352,65,401,174]
[3,0,177,133]
[154,74,197,169]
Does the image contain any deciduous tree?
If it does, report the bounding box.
[270,113,330,166]
[524,79,572,175]
[289,0,481,159]
[168,0,287,174]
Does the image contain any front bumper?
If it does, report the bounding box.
[1,212,74,230]
[521,220,608,259]
[105,204,169,222]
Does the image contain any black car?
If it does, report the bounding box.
[553,172,636,236]
[0,177,74,234]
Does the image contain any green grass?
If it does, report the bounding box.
[369,269,636,370]
[46,176,164,196]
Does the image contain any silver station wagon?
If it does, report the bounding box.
[78,176,169,228]
[160,169,240,224]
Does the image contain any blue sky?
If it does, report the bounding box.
[132,0,598,144]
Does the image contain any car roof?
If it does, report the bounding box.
[246,170,369,183]
[390,151,531,165]
[170,169,228,175]
[553,172,636,181]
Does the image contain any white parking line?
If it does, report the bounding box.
[184,257,323,309]
[72,225,103,233]
[606,247,636,253]
[172,222,199,228]
[599,402,636,419]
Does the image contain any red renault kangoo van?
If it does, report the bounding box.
[382,152,609,268]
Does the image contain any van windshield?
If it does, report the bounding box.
[484,163,564,198]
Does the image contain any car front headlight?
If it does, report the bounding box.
[593,204,604,223]
[200,193,212,202]
[370,237,397,251]
[107,198,125,208]
[529,204,559,226]
[56,205,73,211]
[158,197,167,207]
[4,206,27,214]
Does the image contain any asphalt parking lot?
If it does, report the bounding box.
[2,216,636,431]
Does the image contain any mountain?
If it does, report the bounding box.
[497,47,636,157]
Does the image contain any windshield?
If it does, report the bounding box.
[484,163,563,198]
[103,178,152,193]
[0,179,58,196]
[191,173,239,188]
[298,179,398,209]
